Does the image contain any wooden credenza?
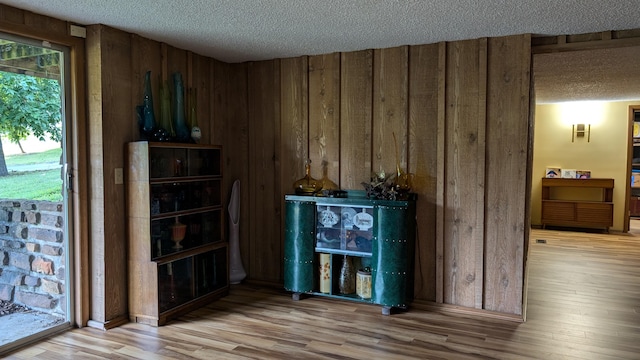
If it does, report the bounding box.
[541,178,614,231]
[630,195,640,218]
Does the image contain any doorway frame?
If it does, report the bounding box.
[0,31,76,352]
[626,105,640,232]
[532,31,640,234]
[0,17,89,328]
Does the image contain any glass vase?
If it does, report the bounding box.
[339,255,355,294]
[172,72,191,142]
[170,218,186,250]
[293,159,322,195]
[319,160,339,195]
[137,70,156,140]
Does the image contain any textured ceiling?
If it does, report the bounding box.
[3,0,640,63]
[3,1,640,102]
[534,46,640,103]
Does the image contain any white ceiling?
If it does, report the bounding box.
[4,1,640,103]
[3,0,640,63]
[534,46,640,103]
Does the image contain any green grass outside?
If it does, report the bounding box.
[5,148,61,166]
[0,148,63,201]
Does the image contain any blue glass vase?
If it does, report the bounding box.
[172,72,191,142]
[137,70,156,140]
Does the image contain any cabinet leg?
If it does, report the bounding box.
[381,306,392,316]
[292,292,302,301]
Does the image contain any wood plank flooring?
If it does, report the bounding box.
[4,226,640,359]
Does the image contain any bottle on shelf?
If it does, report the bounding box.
[339,255,355,294]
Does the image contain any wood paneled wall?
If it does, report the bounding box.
[86,25,131,328]
[246,35,532,317]
[85,25,250,327]
[4,1,532,324]
[89,30,531,319]
[484,36,531,314]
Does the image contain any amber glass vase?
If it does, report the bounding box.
[293,159,322,195]
[319,160,339,193]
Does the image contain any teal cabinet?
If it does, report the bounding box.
[284,191,416,315]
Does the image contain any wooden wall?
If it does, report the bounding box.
[85,25,249,328]
[86,25,131,328]
[246,35,532,316]
[4,1,532,324]
[90,32,534,317]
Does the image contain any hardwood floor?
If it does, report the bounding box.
[4,226,640,359]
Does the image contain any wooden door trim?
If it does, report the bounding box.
[627,106,640,232]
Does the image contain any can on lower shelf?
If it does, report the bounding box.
[356,269,371,299]
[319,253,331,293]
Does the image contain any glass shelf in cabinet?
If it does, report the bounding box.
[194,248,228,296]
[157,257,193,312]
[151,210,222,260]
[150,180,221,215]
[149,148,189,179]
[314,248,372,257]
[188,149,222,176]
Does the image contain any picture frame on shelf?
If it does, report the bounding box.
[561,169,576,179]
[545,167,561,178]
[576,170,591,179]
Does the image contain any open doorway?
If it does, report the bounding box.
[531,45,640,233]
[0,32,74,351]
[628,107,640,227]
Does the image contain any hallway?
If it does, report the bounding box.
[526,226,640,359]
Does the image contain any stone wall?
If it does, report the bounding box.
[0,200,65,316]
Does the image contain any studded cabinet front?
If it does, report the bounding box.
[283,192,417,313]
[371,203,416,308]
[283,200,316,293]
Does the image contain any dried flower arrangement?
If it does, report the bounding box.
[361,132,413,201]
[361,171,400,200]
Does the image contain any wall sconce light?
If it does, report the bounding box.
[572,123,591,142]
